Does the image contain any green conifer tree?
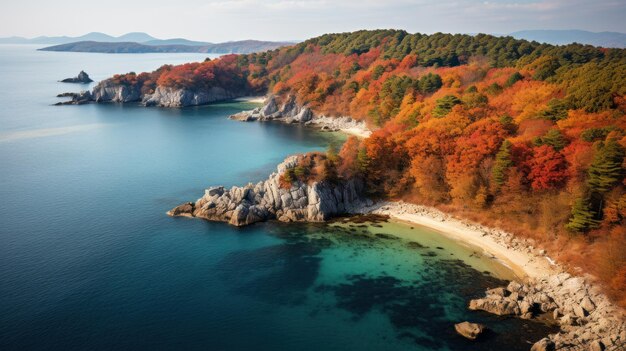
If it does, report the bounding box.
[492,140,513,189]
[587,138,625,194]
[566,195,600,232]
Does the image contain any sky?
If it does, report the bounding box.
[1,0,625,41]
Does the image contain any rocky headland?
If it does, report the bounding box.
[168,155,371,226]
[60,70,93,83]
[229,95,372,137]
[57,79,249,107]
[56,81,372,138]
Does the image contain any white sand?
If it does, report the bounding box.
[364,202,559,279]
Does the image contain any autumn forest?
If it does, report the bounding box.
[109,30,626,305]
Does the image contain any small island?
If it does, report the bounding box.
[60,71,93,83]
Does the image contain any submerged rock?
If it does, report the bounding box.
[454,321,485,340]
[168,155,368,226]
[60,70,93,83]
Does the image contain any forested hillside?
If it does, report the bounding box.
[107,30,626,304]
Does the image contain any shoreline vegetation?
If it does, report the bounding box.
[60,29,625,350]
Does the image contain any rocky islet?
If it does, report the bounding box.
[60,70,93,83]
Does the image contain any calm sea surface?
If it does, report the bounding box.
[0,45,555,350]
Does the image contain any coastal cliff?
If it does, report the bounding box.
[142,86,242,107]
[92,80,142,103]
[168,155,370,226]
[61,79,249,107]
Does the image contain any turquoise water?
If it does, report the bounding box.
[0,45,554,350]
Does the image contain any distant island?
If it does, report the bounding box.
[39,40,292,54]
[3,30,626,49]
[60,70,93,83]
[0,31,293,54]
[0,32,210,45]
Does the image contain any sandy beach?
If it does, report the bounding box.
[363,201,560,279]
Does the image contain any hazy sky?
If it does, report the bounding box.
[2,0,625,41]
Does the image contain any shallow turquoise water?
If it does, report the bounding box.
[0,45,555,350]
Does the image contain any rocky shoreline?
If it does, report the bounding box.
[168,155,371,226]
[361,202,625,351]
[229,95,371,137]
[167,146,625,350]
[56,81,372,138]
[168,152,624,349]
[57,79,249,107]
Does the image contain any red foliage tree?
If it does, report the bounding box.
[525,145,569,190]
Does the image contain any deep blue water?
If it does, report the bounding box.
[0,45,555,350]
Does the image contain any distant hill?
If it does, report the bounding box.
[0,32,159,45]
[143,38,213,46]
[510,29,626,48]
[38,40,292,54]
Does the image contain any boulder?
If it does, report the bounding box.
[573,304,587,319]
[589,340,605,351]
[507,281,523,294]
[560,313,576,326]
[229,111,256,121]
[530,338,555,351]
[581,296,596,313]
[468,298,519,316]
[166,202,194,217]
[260,96,278,117]
[486,287,508,297]
[454,321,485,340]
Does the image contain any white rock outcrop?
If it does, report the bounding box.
[229,95,371,137]
[167,156,369,226]
[142,86,241,107]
